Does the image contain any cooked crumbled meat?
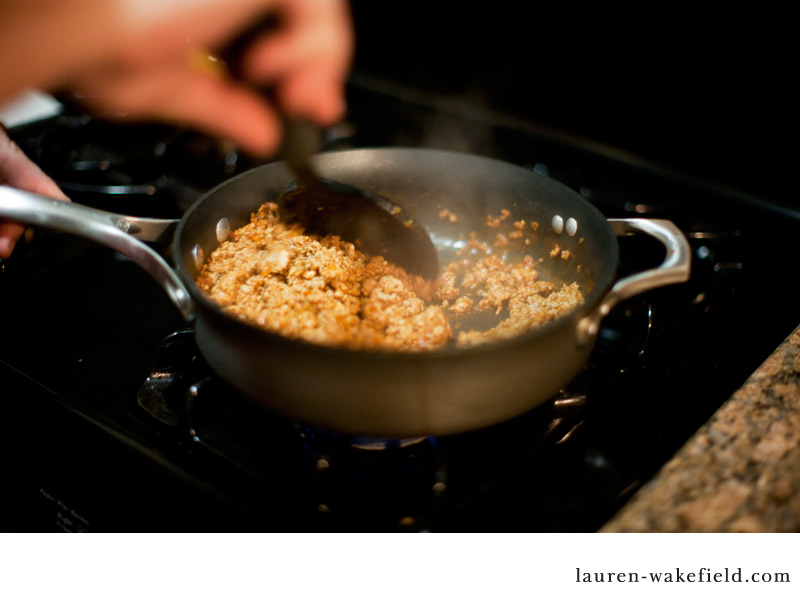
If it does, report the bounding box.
[457,235,490,256]
[197,202,450,351]
[457,282,583,347]
[486,209,512,229]
[439,208,458,222]
[449,296,474,315]
[460,255,543,313]
[197,203,584,351]
[434,265,461,301]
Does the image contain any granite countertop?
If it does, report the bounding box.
[601,324,800,533]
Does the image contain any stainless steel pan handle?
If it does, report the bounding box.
[575,218,691,346]
[0,186,193,319]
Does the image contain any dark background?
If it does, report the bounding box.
[348,2,793,207]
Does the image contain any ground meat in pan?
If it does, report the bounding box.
[197,202,584,351]
[197,203,452,351]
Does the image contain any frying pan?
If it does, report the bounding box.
[0,148,690,436]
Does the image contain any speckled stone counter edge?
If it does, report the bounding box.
[601,324,800,532]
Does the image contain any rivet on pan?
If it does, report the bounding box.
[566,217,578,237]
[551,215,564,234]
[216,217,230,242]
[192,244,205,270]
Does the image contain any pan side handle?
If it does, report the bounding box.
[575,218,691,346]
[0,186,193,320]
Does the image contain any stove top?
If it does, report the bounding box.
[2,79,799,532]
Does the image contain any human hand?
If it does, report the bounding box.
[0,0,353,157]
[76,0,353,156]
[0,125,70,258]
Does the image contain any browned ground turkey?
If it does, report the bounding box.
[197,202,583,351]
